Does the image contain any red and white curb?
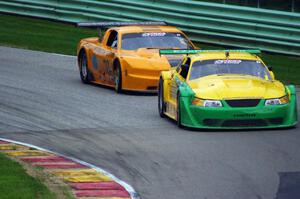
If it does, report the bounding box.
[0,138,140,199]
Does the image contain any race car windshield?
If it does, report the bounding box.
[121,32,193,50]
[189,59,272,80]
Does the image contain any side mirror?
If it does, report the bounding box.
[267,66,273,71]
[171,69,177,79]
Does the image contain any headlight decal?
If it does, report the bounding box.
[279,95,289,104]
[265,95,289,106]
[192,98,205,106]
[265,99,281,106]
[192,98,223,107]
[204,100,223,107]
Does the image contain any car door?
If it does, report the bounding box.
[92,30,118,85]
[166,57,191,118]
[103,30,118,85]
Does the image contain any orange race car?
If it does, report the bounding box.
[77,22,195,93]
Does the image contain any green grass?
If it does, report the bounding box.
[0,153,55,199]
[0,14,97,55]
[0,14,299,84]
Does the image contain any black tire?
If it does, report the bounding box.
[177,93,183,128]
[158,77,166,118]
[114,61,122,93]
[79,51,92,84]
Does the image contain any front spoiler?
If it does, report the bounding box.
[179,96,298,130]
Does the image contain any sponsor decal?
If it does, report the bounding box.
[142,32,166,37]
[92,54,99,70]
[215,60,242,64]
[233,113,256,118]
[166,103,176,116]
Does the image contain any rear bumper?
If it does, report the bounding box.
[180,96,298,129]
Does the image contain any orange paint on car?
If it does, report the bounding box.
[77,25,195,92]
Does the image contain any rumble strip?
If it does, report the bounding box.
[0,138,140,199]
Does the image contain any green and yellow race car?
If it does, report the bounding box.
[158,49,298,129]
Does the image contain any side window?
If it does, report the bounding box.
[179,58,191,79]
[106,30,118,48]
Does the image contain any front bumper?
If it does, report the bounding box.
[180,96,298,129]
[122,70,161,92]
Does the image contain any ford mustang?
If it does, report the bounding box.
[158,49,298,129]
[76,22,195,93]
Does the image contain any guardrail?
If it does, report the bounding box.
[0,0,300,55]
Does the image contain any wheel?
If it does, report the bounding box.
[177,93,183,128]
[114,61,122,93]
[158,77,166,118]
[79,51,92,84]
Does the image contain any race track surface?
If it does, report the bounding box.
[0,46,300,199]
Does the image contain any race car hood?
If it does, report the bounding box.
[136,48,183,67]
[188,75,286,100]
[121,48,183,70]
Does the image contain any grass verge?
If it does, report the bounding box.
[0,14,299,84]
[0,153,55,199]
[0,14,97,55]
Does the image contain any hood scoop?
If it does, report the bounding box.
[136,48,159,58]
[223,79,254,89]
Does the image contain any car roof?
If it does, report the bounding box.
[190,52,261,62]
[111,25,183,34]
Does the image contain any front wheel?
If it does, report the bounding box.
[158,77,166,118]
[114,62,122,93]
[177,93,183,128]
[79,51,92,84]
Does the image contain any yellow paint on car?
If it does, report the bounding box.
[186,52,285,100]
[77,25,195,91]
[161,51,286,119]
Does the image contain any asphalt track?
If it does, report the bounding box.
[0,46,300,199]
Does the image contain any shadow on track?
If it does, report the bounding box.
[162,115,298,133]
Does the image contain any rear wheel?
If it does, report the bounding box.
[177,93,183,128]
[79,51,92,84]
[114,61,122,93]
[158,77,166,118]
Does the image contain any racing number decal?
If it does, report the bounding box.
[166,75,178,117]
[103,59,109,71]
[103,58,114,82]
[92,54,100,70]
[170,81,178,101]
[104,51,115,83]
[92,48,115,83]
